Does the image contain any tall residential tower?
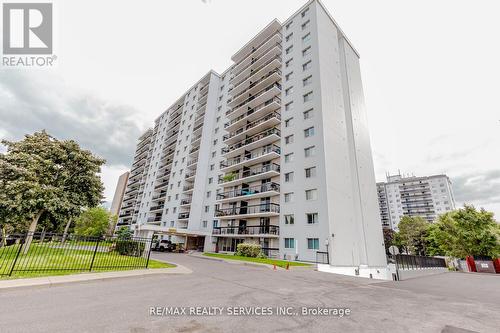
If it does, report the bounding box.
[118,0,388,277]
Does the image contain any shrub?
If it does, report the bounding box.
[115,240,145,256]
[236,243,261,257]
[257,252,267,259]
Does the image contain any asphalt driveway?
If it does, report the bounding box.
[0,252,498,333]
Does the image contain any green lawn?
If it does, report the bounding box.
[203,252,311,268]
[0,243,174,280]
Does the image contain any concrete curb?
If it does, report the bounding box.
[189,253,313,271]
[0,265,192,290]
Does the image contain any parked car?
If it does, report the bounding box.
[152,240,175,252]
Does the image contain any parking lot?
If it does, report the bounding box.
[0,252,498,332]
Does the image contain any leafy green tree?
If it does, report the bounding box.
[116,226,133,240]
[74,207,113,237]
[429,205,499,258]
[0,131,105,252]
[394,216,429,255]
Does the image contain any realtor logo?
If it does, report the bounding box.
[2,3,53,54]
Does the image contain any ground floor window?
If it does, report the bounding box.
[307,238,319,250]
[284,238,295,249]
[218,237,244,252]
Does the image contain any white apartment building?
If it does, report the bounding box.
[118,0,388,276]
[377,173,456,230]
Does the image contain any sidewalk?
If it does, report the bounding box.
[0,265,192,290]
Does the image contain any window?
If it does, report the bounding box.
[202,220,208,228]
[307,238,319,250]
[302,33,311,43]
[285,86,294,96]
[305,167,316,178]
[208,177,213,184]
[303,60,312,71]
[303,91,313,102]
[285,172,294,182]
[303,75,312,86]
[285,72,293,81]
[285,21,293,30]
[302,20,310,30]
[205,206,209,213]
[285,33,293,42]
[210,164,215,170]
[285,58,293,68]
[285,101,294,111]
[301,7,309,17]
[284,238,295,249]
[306,189,318,200]
[285,153,294,163]
[285,117,293,127]
[307,213,318,224]
[303,108,314,119]
[206,191,211,198]
[304,126,315,137]
[284,192,294,202]
[302,46,311,57]
[284,214,295,225]
[285,135,294,144]
[286,46,293,55]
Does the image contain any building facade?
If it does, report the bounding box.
[377,173,456,230]
[118,0,387,273]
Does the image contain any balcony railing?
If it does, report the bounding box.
[223,111,281,141]
[219,163,280,184]
[215,203,280,217]
[180,198,192,205]
[212,225,279,236]
[220,145,280,169]
[231,68,282,102]
[147,217,162,223]
[223,127,280,154]
[187,158,198,167]
[217,182,280,200]
[178,212,190,219]
[228,83,281,115]
[232,41,282,78]
[225,97,281,127]
[149,205,164,211]
[183,184,194,192]
[232,52,281,90]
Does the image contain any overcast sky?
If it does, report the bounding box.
[1,0,499,218]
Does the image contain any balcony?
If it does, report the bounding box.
[215,203,280,219]
[180,198,192,206]
[231,67,282,103]
[220,145,280,172]
[227,83,281,119]
[149,205,164,212]
[220,163,280,186]
[213,225,279,237]
[216,182,280,203]
[231,41,282,86]
[222,127,280,158]
[231,22,282,66]
[178,212,190,220]
[223,111,281,145]
[154,181,169,190]
[183,184,194,192]
[147,216,162,223]
[187,158,198,168]
[224,97,281,132]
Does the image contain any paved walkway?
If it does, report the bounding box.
[0,252,498,333]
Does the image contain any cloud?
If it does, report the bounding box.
[0,70,145,167]
[451,170,500,206]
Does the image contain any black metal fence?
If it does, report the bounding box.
[0,232,153,277]
[262,247,279,259]
[392,254,446,270]
[316,251,329,264]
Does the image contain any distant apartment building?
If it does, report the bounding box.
[117,0,387,274]
[377,173,456,230]
[110,172,129,216]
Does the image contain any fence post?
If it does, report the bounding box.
[9,236,25,276]
[89,238,100,272]
[145,238,153,268]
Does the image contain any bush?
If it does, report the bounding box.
[235,243,261,257]
[257,252,267,259]
[115,240,145,256]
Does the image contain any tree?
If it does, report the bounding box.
[116,226,133,240]
[0,131,105,252]
[74,207,113,238]
[428,205,499,258]
[394,216,429,255]
[383,228,395,253]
